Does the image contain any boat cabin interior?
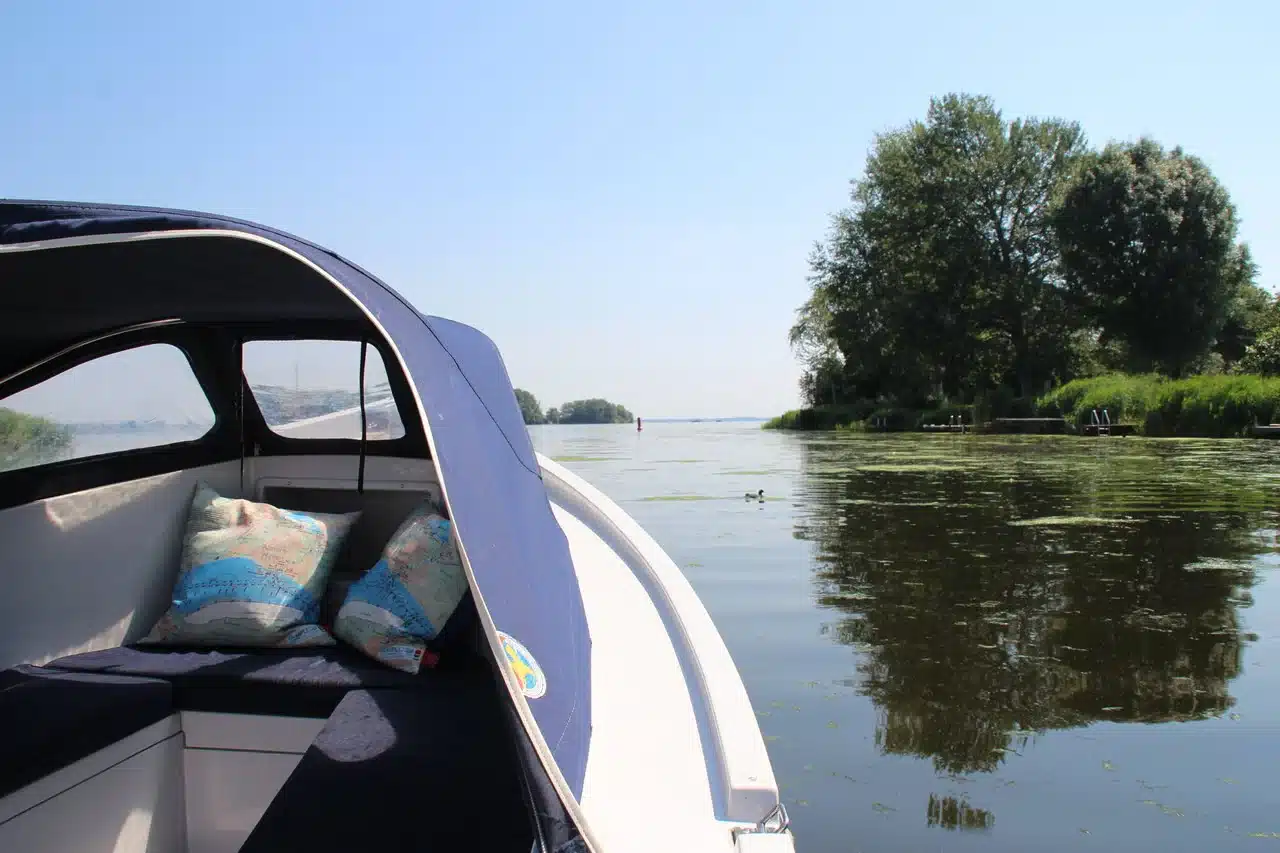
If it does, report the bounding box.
[0,234,540,852]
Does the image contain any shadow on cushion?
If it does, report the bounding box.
[43,645,423,717]
[44,590,484,718]
[0,666,173,799]
[241,679,532,852]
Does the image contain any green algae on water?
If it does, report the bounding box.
[638,494,718,502]
[856,463,967,473]
[825,591,874,602]
[1184,558,1254,572]
[1008,515,1135,527]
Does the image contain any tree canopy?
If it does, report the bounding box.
[0,408,73,471]
[514,388,546,425]
[514,390,632,425]
[556,398,634,425]
[791,93,1263,408]
[1053,139,1255,377]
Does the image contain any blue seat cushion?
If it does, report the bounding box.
[43,644,424,718]
[240,680,531,852]
[0,665,173,799]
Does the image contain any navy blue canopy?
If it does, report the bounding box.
[0,201,592,832]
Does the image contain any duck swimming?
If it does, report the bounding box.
[746,489,764,500]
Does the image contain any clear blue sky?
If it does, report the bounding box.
[2,1,1275,418]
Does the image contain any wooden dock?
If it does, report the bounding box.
[921,423,969,433]
[981,418,1134,436]
[915,416,1137,436]
[1081,423,1136,437]
[987,418,1069,435]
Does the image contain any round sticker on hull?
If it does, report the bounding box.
[497,631,546,699]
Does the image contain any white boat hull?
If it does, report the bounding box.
[540,456,793,852]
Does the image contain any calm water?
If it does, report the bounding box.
[530,423,1280,853]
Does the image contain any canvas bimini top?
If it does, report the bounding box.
[0,200,592,847]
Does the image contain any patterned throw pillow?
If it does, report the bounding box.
[141,482,360,648]
[334,504,469,673]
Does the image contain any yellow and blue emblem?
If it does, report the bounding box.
[496,630,546,699]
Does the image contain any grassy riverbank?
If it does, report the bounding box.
[763,402,996,432]
[765,374,1280,438]
[0,408,73,470]
[1040,374,1280,437]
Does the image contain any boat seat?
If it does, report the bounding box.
[240,682,532,852]
[0,665,173,800]
[42,584,483,719]
[43,644,426,718]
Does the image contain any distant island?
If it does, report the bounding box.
[514,389,633,425]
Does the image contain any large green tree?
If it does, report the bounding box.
[513,388,546,425]
[1053,139,1252,377]
[790,96,1260,412]
[1215,273,1273,369]
[794,94,1087,402]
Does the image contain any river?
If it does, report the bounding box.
[529,422,1280,853]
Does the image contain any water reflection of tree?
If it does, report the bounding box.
[927,794,994,832]
[797,439,1259,776]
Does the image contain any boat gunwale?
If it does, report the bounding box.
[538,453,781,828]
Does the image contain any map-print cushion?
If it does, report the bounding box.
[140,482,360,648]
[334,504,469,673]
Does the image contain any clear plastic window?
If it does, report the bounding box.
[242,340,405,440]
[0,344,216,472]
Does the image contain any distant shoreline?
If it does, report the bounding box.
[529,417,768,425]
[68,421,205,434]
[764,374,1280,438]
[641,417,767,423]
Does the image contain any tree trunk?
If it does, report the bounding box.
[1011,326,1032,398]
